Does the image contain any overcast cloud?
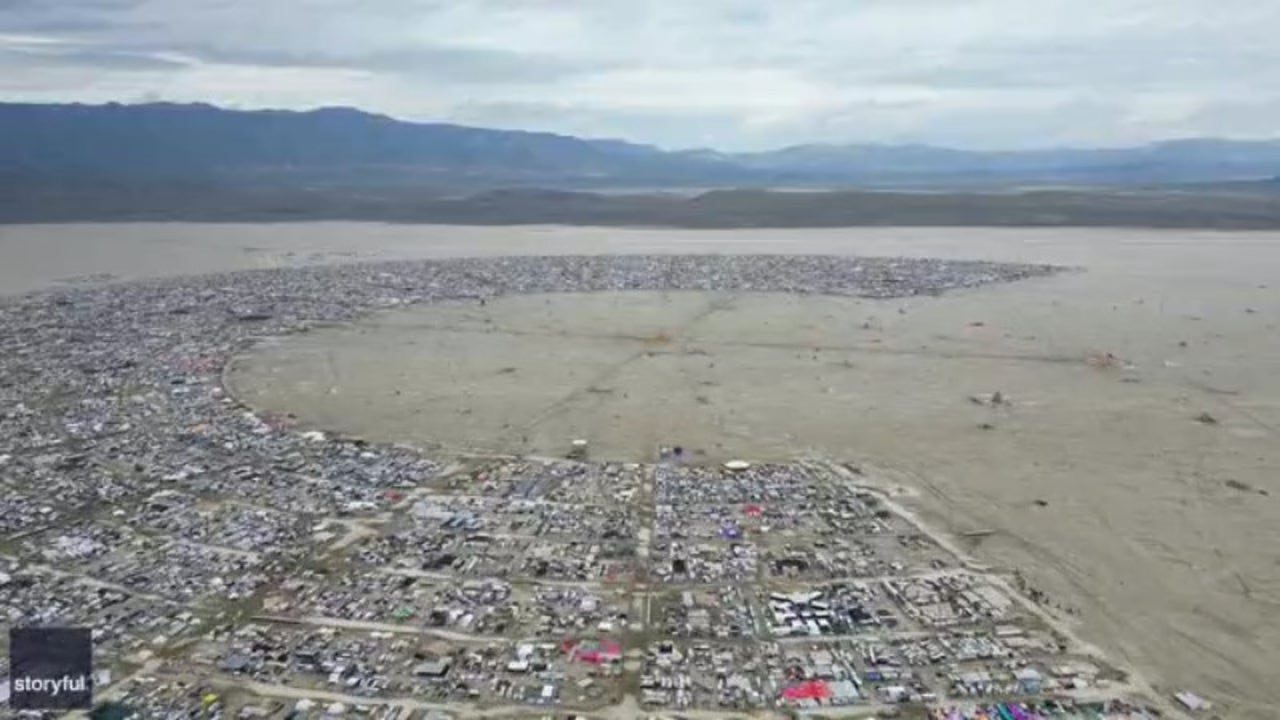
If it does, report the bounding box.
[1,0,1278,150]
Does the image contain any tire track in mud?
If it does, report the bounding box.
[496,294,734,448]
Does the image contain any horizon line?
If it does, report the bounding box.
[3,98,1280,156]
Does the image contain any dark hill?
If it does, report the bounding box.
[4,102,1280,190]
[0,102,742,188]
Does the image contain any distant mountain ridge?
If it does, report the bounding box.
[732,139,1280,185]
[2,101,1280,189]
[0,102,745,188]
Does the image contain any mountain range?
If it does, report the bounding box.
[4,102,1280,190]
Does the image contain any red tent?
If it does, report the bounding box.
[781,681,831,702]
[743,504,763,517]
[573,640,622,664]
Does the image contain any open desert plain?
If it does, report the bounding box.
[2,222,1277,719]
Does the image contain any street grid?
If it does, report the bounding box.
[0,254,1165,718]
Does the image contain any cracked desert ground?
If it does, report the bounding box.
[5,223,1280,718]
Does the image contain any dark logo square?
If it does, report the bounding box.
[8,627,94,709]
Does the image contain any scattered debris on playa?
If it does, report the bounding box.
[0,254,1197,717]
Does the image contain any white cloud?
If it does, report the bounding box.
[0,0,1278,149]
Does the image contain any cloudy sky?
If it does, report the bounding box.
[2,0,1278,151]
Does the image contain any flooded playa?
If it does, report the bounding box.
[4,222,1279,718]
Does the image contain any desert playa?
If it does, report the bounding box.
[4,223,1280,718]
